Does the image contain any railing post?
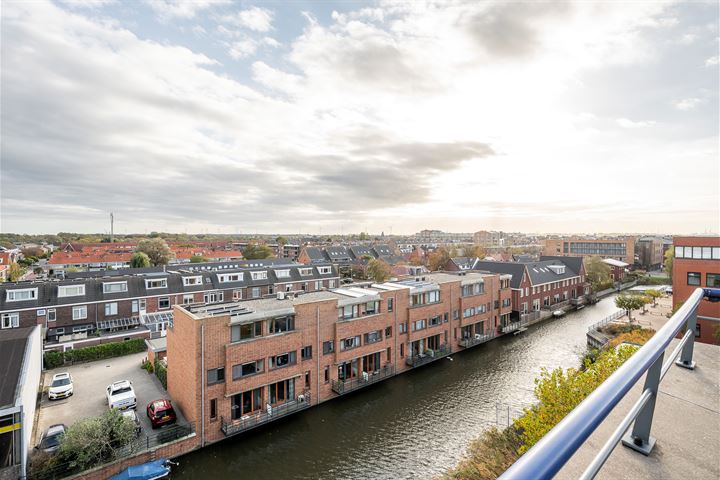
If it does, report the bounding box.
[675,303,698,370]
[621,351,664,455]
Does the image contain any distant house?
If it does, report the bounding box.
[601,258,629,282]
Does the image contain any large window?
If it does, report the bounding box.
[145,278,168,289]
[301,345,312,360]
[103,282,128,294]
[270,351,297,369]
[323,340,334,354]
[231,321,263,342]
[218,273,242,283]
[6,288,38,302]
[268,316,294,334]
[250,271,268,280]
[72,306,87,320]
[410,290,440,306]
[159,297,170,309]
[1,312,19,329]
[364,330,382,344]
[676,246,720,260]
[707,273,720,288]
[687,272,701,286]
[232,360,264,379]
[58,285,85,297]
[268,378,295,405]
[105,303,118,316]
[204,291,223,303]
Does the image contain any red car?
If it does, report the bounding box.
[146,399,177,429]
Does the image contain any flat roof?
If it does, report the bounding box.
[0,327,34,409]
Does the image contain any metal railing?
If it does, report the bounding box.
[458,330,497,348]
[587,309,625,332]
[331,365,395,395]
[220,393,311,437]
[501,318,528,334]
[499,288,705,480]
[406,344,451,367]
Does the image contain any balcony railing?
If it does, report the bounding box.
[331,365,395,395]
[220,393,311,437]
[458,330,497,348]
[499,287,707,480]
[406,344,451,367]
[501,318,528,333]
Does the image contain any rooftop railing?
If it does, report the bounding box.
[499,287,706,480]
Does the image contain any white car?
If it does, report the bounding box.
[48,372,73,400]
[106,380,137,410]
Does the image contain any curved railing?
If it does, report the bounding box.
[499,287,706,480]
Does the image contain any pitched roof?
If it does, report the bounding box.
[0,327,35,408]
[472,261,527,288]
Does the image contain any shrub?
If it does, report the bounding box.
[43,338,147,367]
[141,359,154,373]
[442,426,522,480]
[514,345,638,453]
[154,357,167,390]
[608,328,655,348]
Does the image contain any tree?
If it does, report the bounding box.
[645,289,663,306]
[358,232,370,240]
[58,409,136,471]
[428,247,451,271]
[129,252,151,268]
[615,294,646,322]
[664,246,674,279]
[367,259,391,283]
[8,263,24,282]
[189,254,208,263]
[136,239,173,266]
[243,243,274,260]
[584,256,612,291]
[275,236,288,246]
[463,244,486,259]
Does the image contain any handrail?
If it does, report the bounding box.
[499,287,704,480]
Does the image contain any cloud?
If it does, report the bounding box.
[677,33,697,45]
[674,97,702,110]
[145,0,230,20]
[220,6,274,32]
[706,55,719,67]
[616,118,656,128]
[228,39,258,58]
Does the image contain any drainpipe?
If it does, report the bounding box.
[20,407,26,480]
[200,322,205,447]
[316,306,320,403]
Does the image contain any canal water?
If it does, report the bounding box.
[173,295,620,480]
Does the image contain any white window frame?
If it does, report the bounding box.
[58,285,86,298]
[145,278,168,289]
[158,297,171,309]
[218,273,243,283]
[233,289,242,300]
[103,281,128,294]
[73,305,87,320]
[251,287,260,298]
[183,294,194,304]
[47,308,57,322]
[203,291,223,303]
[1,312,20,329]
[131,300,139,313]
[6,288,38,302]
[250,271,268,281]
[182,276,203,286]
[299,268,312,276]
[275,269,290,278]
[105,302,118,316]
[318,266,332,275]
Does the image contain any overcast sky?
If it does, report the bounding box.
[1,0,718,235]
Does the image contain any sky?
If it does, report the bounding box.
[1,0,718,236]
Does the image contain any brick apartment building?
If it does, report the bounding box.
[445,256,589,321]
[0,263,340,347]
[672,236,720,344]
[166,271,512,445]
[543,237,636,265]
[636,236,667,270]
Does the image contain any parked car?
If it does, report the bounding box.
[106,380,137,410]
[37,424,66,453]
[121,409,142,437]
[48,372,73,400]
[146,399,177,429]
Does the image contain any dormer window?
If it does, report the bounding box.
[183,276,203,286]
[218,273,243,283]
[318,266,332,275]
[251,271,268,281]
[103,281,127,294]
[275,269,290,278]
[299,268,312,276]
[145,278,168,289]
[58,285,85,297]
[6,288,38,302]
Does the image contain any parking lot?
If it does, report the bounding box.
[35,352,186,447]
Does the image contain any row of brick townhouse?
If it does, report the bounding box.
[0,263,340,346]
[166,271,512,445]
[445,256,590,321]
[672,236,720,345]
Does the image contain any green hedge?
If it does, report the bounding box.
[44,338,147,369]
[154,357,167,390]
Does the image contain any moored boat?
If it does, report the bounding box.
[110,459,177,480]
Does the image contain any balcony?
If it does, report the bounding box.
[220,393,311,437]
[570,296,586,306]
[406,344,451,367]
[331,365,395,395]
[458,331,497,348]
[501,319,528,334]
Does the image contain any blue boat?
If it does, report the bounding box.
[110,459,177,480]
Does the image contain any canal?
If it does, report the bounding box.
[173,295,620,480]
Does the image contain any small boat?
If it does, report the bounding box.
[552,310,565,318]
[111,459,177,480]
